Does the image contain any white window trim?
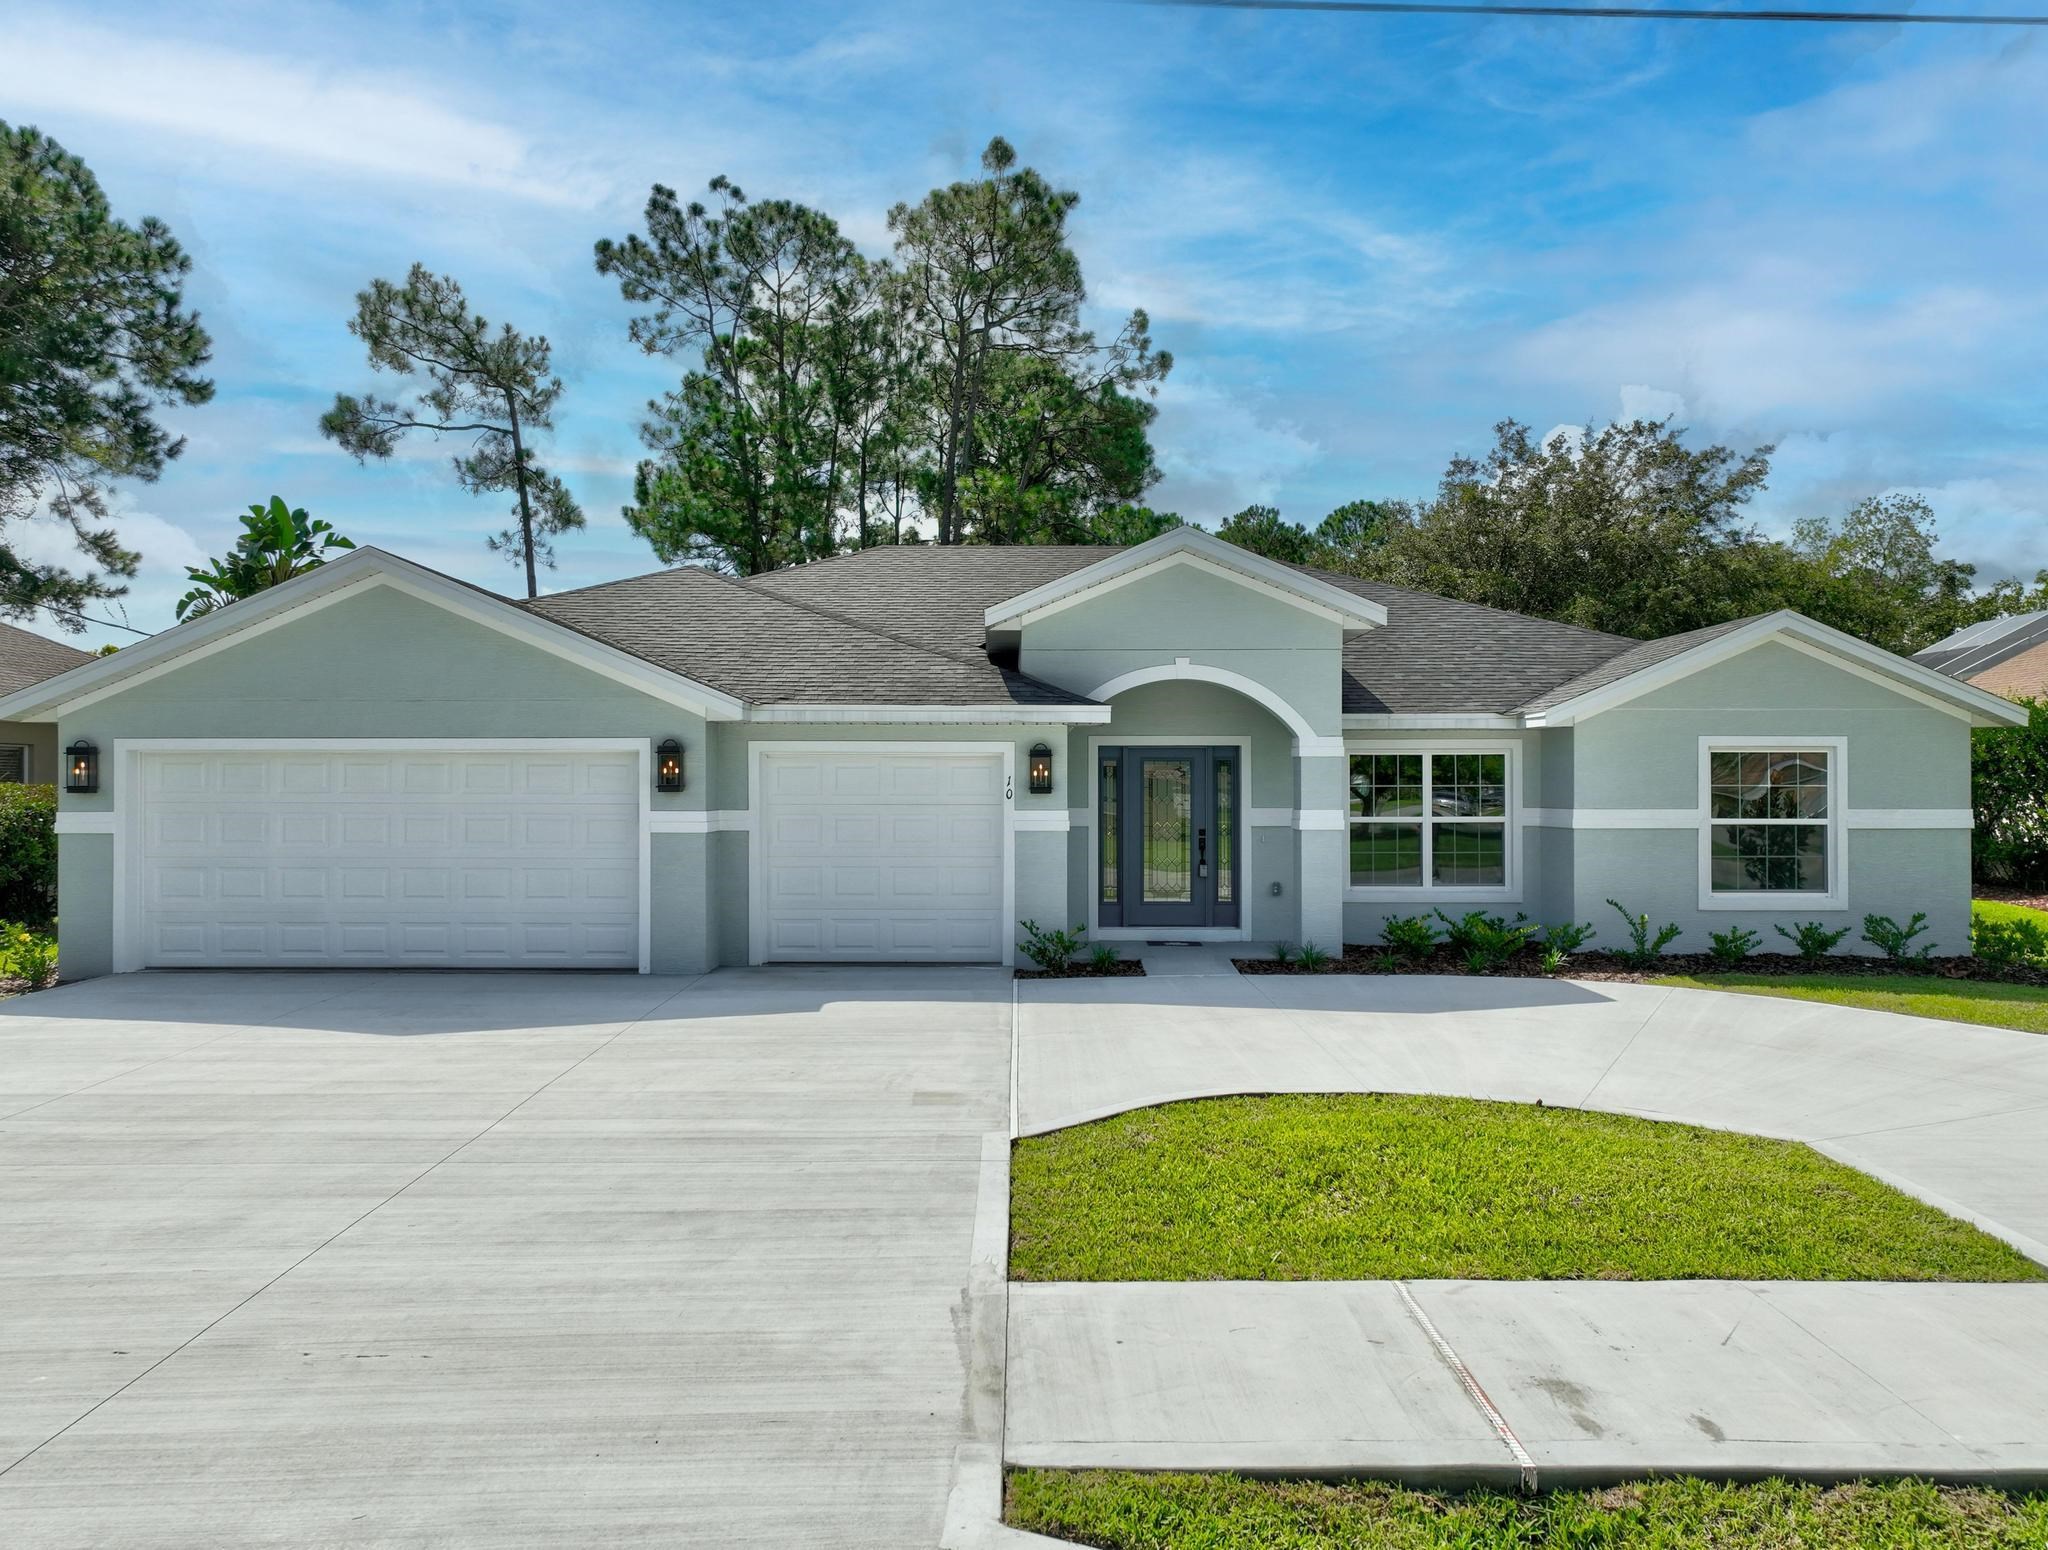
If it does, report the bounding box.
[1696,735,1848,912]
[1085,735,1252,943]
[109,737,654,975]
[1343,741,1521,904]
[746,740,1017,967]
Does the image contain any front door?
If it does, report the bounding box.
[1097,745,1240,931]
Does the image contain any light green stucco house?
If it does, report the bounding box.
[0,527,2022,978]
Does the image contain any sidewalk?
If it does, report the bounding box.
[1007,1279,2048,1487]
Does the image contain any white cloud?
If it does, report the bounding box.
[0,11,600,207]
[1148,366,1322,522]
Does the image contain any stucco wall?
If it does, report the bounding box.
[54,583,710,976]
[1567,641,1974,955]
[0,718,61,787]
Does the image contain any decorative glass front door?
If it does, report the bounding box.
[1097,746,1240,930]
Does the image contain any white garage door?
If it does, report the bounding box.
[135,747,641,969]
[759,750,1005,963]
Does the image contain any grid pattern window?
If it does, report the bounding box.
[1099,757,1119,904]
[1707,749,1831,894]
[1348,750,1509,891]
[0,746,25,784]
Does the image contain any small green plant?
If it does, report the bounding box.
[1972,914,2048,968]
[1606,899,1683,969]
[1367,948,1402,972]
[1706,925,1762,969]
[0,921,57,988]
[1543,920,1596,955]
[1434,909,1538,972]
[1016,919,1086,972]
[1861,912,1935,963]
[1378,913,1438,961]
[1295,941,1333,971]
[1088,943,1121,971]
[1271,940,1295,966]
[1774,920,1852,965]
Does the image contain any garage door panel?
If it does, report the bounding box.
[761,750,1005,964]
[136,749,641,969]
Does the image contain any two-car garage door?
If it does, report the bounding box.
[758,750,1005,963]
[135,748,641,969]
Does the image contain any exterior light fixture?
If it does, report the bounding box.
[65,740,99,794]
[1027,741,1054,796]
[655,738,684,794]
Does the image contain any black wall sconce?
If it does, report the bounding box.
[655,738,684,793]
[1027,741,1054,796]
[65,740,99,794]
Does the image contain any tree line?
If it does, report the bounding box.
[2,118,2040,655]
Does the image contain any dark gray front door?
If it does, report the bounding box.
[1098,746,1239,931]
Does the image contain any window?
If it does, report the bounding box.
[1099,756,1119,904]
[0,746,25,784]
[1705,746,1832,897]
[1348,749,1510,893]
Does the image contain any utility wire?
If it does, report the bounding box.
[40,604,155,638]
[1141,0,2048,23]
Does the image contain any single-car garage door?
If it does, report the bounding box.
[135,746,641,968]
[759,749,1005,963]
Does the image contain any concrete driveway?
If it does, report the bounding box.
[0,968,1012,1549]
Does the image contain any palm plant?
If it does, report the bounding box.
[176,497,355,620]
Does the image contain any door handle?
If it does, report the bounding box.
[1198,826,1208,879]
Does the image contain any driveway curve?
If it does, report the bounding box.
[1015,973,2048,1259]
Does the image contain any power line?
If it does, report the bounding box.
[1142,0,2048,23]
[40,604,155,638]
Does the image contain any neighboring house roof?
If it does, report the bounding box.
[1914,609,2048,683]
[522,565,1096,708]
[0,619,95,698]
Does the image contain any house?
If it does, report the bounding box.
[0,527,2022,979]
[1916,610,2048,701]
[0,620,95,785]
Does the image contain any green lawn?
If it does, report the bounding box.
[1653,972,2048,1035]
[1976,896,2048,930]
[1006,1471,2048,1550]
[1009,1095,2042,1283]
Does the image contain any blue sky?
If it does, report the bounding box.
[5,0,2045,646]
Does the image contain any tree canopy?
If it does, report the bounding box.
[598,139,1172,573]
[0,122,213,623]
[321,264,581,597]
[177,496,354,620]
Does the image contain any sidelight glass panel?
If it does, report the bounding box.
[1216,758,1234,904]
[1141,758,1193,903]
[1099,758,1119,904]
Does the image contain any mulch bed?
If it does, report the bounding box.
[1235,945,2048,989]
[1015,960,1148,980]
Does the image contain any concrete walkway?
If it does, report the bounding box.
[1008,972,2048,1489]
[1,968,1012,1549]
[1008,1281,2048,1485]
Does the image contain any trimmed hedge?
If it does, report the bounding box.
[1975,696,2048,888]
[0,783,57,925]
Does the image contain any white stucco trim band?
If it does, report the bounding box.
[747,704,1110,724]
[648,810,752,834]
[1344,713,1521,730]
[54,812,117,835]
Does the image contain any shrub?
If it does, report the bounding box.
[1972,914,2048,969]
[1088,943,1121,971]
[1378,913,1438,961]
[1295,941,1332,971]
[1706,925,1762,969]
[1973,696,2048,888]
[1017,920,1086,972]
[1434,909,1538,972]
[1861,912,1935,963]
[1543,920,1596,955]
[1606,899,1683,969]
[1271,941,1296,966]
[0,783,57,925]
[1775,920,1852,965]
[0,921,57,988]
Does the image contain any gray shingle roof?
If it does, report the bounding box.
[752,547,1644,716]
[1513,614,1764,714]
[0,620,94,698]
[525,564,1094,707]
